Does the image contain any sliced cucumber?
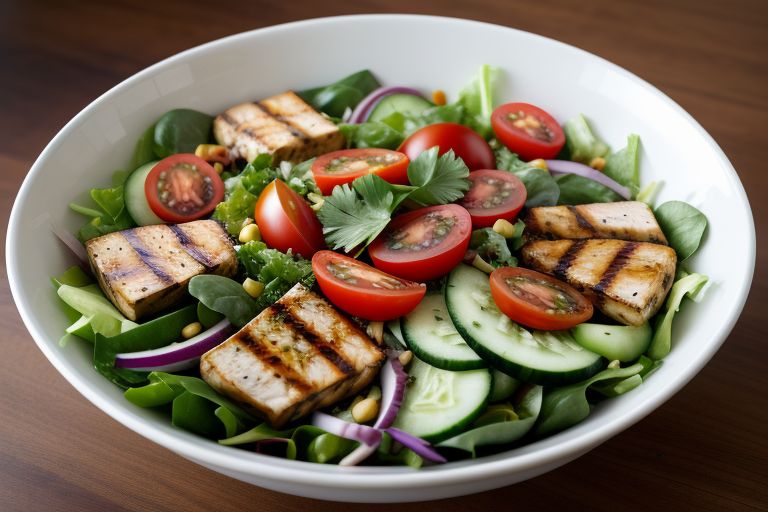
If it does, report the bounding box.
[572,322,652,362]
[392,357,491,443]
[489,369,520,402]
[445,264,604,386]
[368,94,432,122]
[401,292,485,371]
[125,161,164,226]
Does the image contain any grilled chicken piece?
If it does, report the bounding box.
[213,91,345,164]
[200,284,385,427]
[524,201,668,245]
[522,239,677,326]
[85,220,237,321]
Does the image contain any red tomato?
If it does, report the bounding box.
[254,179,325,258]
[398,123,494,170]
[491,103,565,161]
[312,251,426,321]
[368,204,472,281]
[311,149,410,195]
[144,154,225,223]
[459,169,527,228]
[490,267,593,330]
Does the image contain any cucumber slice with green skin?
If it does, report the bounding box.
[445,264,604,386]
[392,357,492,443]
[368,94,433,122]
[401,292,486,371]
[571,322,652,362]
[489,370,520,402]
[125,161,164,226]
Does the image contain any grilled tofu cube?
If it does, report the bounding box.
[85,220,237,321]
[524,201,668,245]
[213,91,345,164]
[200,284,385,427]
[522,239,677,326]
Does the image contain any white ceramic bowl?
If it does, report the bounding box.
[7,14,755,503]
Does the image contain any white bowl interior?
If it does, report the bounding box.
[7,15,754,502]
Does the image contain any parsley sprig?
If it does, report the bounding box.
[317,147,470,253]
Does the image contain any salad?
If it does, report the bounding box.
[53,66,709,467]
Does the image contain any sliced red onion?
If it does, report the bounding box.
[545,159,631,199]
[348,86,425,124]
[311,411,382,447]
[373,356,407,429]
[384,427,447,464]
[115,319,233,372]
[51,223,89,268]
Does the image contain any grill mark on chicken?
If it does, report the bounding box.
[553,240,586,281]
[236,328,314,394]
[271,302,356,376]
[594,242,639,295]
[254,101,310,142]
[169,224,214,268]
[120,230,175,284]
[567,205,598,235]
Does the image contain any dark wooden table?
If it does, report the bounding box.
[2,1,766,510]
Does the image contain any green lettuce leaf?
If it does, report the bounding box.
[563,114,610,164]
[555,173,623,205]
[69,171,136,241]
[603,134,641,197]
[456,64,499,139]
[647,273,709,360]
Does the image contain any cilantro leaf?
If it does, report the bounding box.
[406,147,471,206]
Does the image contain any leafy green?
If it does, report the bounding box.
[554,173,623,205]
[636,180,662,207]
[469,224,524,268]
[397,104,466,136]
[237,241,315,309]
[654,201,708,260]
[197,302,223,329]
[125,372,254,438]
[647,273,709,360]
[93,305,198,388]
[57,282,137,341]
[603,134,641,197]
[130,124,157,170]
[338,121,404,150]
[456,64,499,139]
[307,434,359,464]
[153,108,213,158]
[188,275,259,328]
[438,385,542,457]
[406,148,471,206]
[220,423,333,461]
[533,363,644,437]
[297,69,380,118]
[212,181,260,236]
[563,114,610,164]
[69,171,136,241]
[494,146,560,207]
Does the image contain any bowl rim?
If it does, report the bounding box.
[6,13,755,490]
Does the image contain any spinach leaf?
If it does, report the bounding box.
[188,275,259,328]
[197,302,223,329]
[654,201,708,260]
[94,305,198,388]
[469,226,522,268]
[494,146,559,206]
[153,108,213,158]
[438,385,542,457]
[533,363,644,437]
[69,171,136,241]
[563,114,610,164]
[297,70,380,118]
[646,272,709,360]
[603,134,641,197]
[130,124,157,170]
[220,423,330,461]
[555,173,622,205]
[338,121,404,150]
[307,434,359,464]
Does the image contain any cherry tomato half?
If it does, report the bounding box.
[398,123,494,171]
[312,251,426,321]
[144,154,225,223]
[368,204,472,281]
[311,149,410,195]
[491,103,565,161]
[489,267,593,330]
[254,179,325,258]
[459,169,527,228]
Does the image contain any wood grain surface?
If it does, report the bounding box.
[1,1,766,510]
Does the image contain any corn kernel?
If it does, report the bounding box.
[239,223,261,244]
[213,162,224,174]
[493,218,517,238]
[243,278,265,298]
[195,143,228,161]
[182,322,202,339]
[589,156,606,171]
[432,89,447,106]
[528,159,548,170]
[352,397,379,424]
[608,359,621,369]
[398,350,413,366]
